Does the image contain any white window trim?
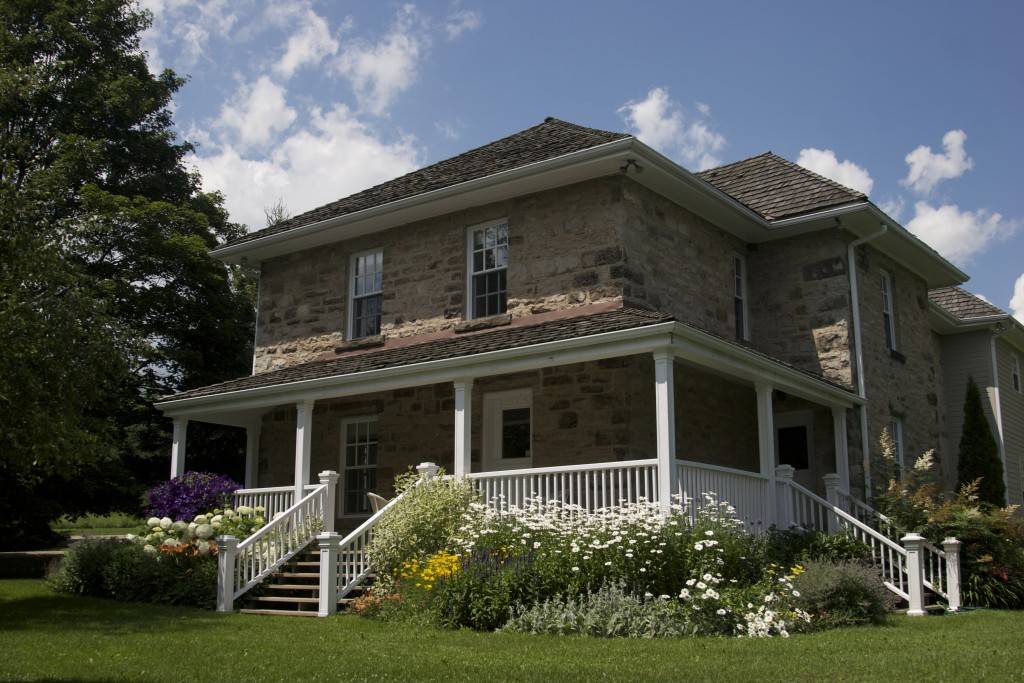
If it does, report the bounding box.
[773,410,814,471]
[339,415,379,518]
[733,253,750,342]
[347,248,383,340]
[881,269,897,351]
[482,388,532,471]
[465,218,509,320]
[889,417,905,473]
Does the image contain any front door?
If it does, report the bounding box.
[482,389,533,471]
[774,410,816,492]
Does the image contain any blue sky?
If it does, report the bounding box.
[142,0,1024,319]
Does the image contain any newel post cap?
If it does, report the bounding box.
[216,535,239,550]
[318,470,340,484]
[416,462,439,480]
[774,464,796,480]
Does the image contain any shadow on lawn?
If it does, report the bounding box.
[0,592,227,635]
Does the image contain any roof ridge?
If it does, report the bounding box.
[542,116,631,142]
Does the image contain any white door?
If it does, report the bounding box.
[482,389,533,471]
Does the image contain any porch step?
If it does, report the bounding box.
[266,583,319,591]
[251,595,319,604]
[277,571,320,579]
[239,608,319,618]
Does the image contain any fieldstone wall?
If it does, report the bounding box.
[746,232,854,387]
[253,178,631,373]
[856,244,945,490]
[619,180,747,339]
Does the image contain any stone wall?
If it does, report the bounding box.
[746,232,854,387]
[253,177,631,373]
[856,244,945,490]
[619,180,747,339]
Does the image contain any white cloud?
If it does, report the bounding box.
[216,76,297,149]
[335,5,429,115]
[879,196,905,221]
[618,87,726,170]
[140,0,241,69]
[795,148,874,195]
[1010,273,1024,324]
[267,2,341,78]
[434,119,463,140]
[905,201,1017,264]
[902,129,973,195]
[191,104,422,229]
[444,3,482,40]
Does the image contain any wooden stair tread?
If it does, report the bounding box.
[266,584,320,591]
[240,608,319,617]
[278,572,320,578]
[251,595,319,604]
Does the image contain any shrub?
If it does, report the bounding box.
[145,472,240,521]
[792,560,894,628]
[957,378,1005,505]
[49,538,218,608]
[367,471,477,586]
[764,528,873,567]
[431,549,538,631]
[139,505,265,556]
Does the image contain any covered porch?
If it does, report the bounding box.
[156,309,861,529]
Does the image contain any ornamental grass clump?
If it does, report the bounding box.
[145,472,240,521]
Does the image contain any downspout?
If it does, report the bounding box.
[988,333,1009,497]
[847,223,888,500]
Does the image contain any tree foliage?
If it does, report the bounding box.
[957,377,1005,506]
[0,0,255,548]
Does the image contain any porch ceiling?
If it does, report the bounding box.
[156,307,859,423]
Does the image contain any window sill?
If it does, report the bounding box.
[454,313,511,333]
[335,334,385,353]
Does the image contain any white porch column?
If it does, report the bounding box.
[653,349,677,515]
[294,399,314,503]
[244,422,261,489]
[831,406,851,494]
[453,379,473,477]
[170,417,188,479]
[755,382,777,523]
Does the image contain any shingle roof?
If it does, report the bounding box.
[222,118,630,249]
[929,286,1007,320]
[163,307,671,401]
[696,152,866,221]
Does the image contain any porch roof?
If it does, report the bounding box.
[156,306,860,418]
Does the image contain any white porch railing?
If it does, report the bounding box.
[466,459,659,512]
[675,459,770,531]
[232,484,318,521]
[217,472,337,611]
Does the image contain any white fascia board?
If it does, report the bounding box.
[210,139,635,264]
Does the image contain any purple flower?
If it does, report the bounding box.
[145,472,240,521]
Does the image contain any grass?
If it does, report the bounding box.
[51,513,143,539]
[1,580,1022,682]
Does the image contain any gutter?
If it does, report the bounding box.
[847,222,888,499]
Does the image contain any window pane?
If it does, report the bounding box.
[501,407,531,459]
[353,294,382,338]
[735,299,745,341]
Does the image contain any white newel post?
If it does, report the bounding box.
[775,465,795,529]
[294,399,314,503]
[319,470,339,533]
[823,473,843,534]
[831,406,851,494]
[417,461,439,481]
[453,379,473,477]
[170,417,188,479]
[244,422,261,488]
[943,537,962,612]
[317,532,340,617]
[216,535,238,612]
[653,349,677,515]
[902,533,926,616]
[756,383,776,522]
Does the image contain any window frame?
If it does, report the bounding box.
[347,248,384,340]
[465,218,510,320]
[732,253,750,342]
[1013,354,1022,393]
[889,417,905,474]
[881,269,897,351]
[339,415,379,517]
[482,388,533,471]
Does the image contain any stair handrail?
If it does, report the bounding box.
[226,480,329,604]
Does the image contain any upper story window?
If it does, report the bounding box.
[881,269,897,351]
[733,254,749,342]
[467,220,508,319]
[1013,355,1021,393]
[349,249,383,339]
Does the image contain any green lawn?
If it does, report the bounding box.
[1,580,1021,682]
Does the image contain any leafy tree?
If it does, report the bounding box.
[0,0,254,548]
[957,377,1005,506]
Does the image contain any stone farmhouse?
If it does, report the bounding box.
[153,118,1021,614]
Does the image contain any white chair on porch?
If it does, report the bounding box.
[367,492,389,514]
